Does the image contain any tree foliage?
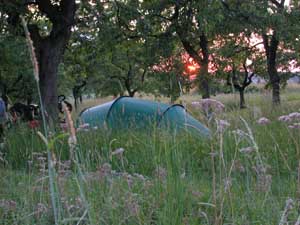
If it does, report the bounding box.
[0,0,299,116]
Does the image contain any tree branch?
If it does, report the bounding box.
[173,3,203,64]
[200,33,208,63]
[227,64,242,91]
[141,67,148,83]
[269,0,281,8]
[262,34,270,56]
[269,0,285,9]
[245,72,255,87]
[242,62,249,85]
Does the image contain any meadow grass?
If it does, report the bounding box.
[1,89,300,224]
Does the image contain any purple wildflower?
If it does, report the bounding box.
[36,203,48,218]
[0,199,17,211]
[288,123,300,129]
[257,117,270,125]
[192,99,225,114]
[232,160,245,173]
[288,112,300,120]
[278,115,291,122]
[216,119,230,132]
[98,163,112,179]
[191,190,203,198]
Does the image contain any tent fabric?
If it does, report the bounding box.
[79,97,210,137]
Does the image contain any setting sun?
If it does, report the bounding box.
[183,56,200,78]
[187,65,197,73]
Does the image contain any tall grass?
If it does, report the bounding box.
[1,26,300,223]
[1,96,300,224]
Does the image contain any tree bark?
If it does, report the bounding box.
[38,39,64,119]
[199,64,210,99]
[263,33,280,105]
[239,89,246,109]
[199,33,210,99]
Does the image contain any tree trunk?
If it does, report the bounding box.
[73,94,78,111]
[128,90,136,97]
[263,33,280,105]
[199,33,210,99]
[268,59,280,104]
[176,23,210,99]
[38,39,64,120]
[199,63,210,99]
[28,0,76,121]
[239,89,246,109]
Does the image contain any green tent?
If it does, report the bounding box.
[79,97,209,137]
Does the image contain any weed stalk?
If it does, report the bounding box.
[21,16,61,225]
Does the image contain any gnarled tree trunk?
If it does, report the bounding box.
[263,33,280,105]
[199,62,210,99]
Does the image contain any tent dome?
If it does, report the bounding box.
[79,97,209,137]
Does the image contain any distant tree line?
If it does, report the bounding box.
[0,0,299,119]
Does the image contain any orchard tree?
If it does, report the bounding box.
[0,0,76,119]
[214,32,265,108]
[63,0,177,98]
[221,0,300,104]
[227,63,255,109]
[143,0,225,99]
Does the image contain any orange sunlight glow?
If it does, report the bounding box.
[187,65,197,73]
[183,56,200,80]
